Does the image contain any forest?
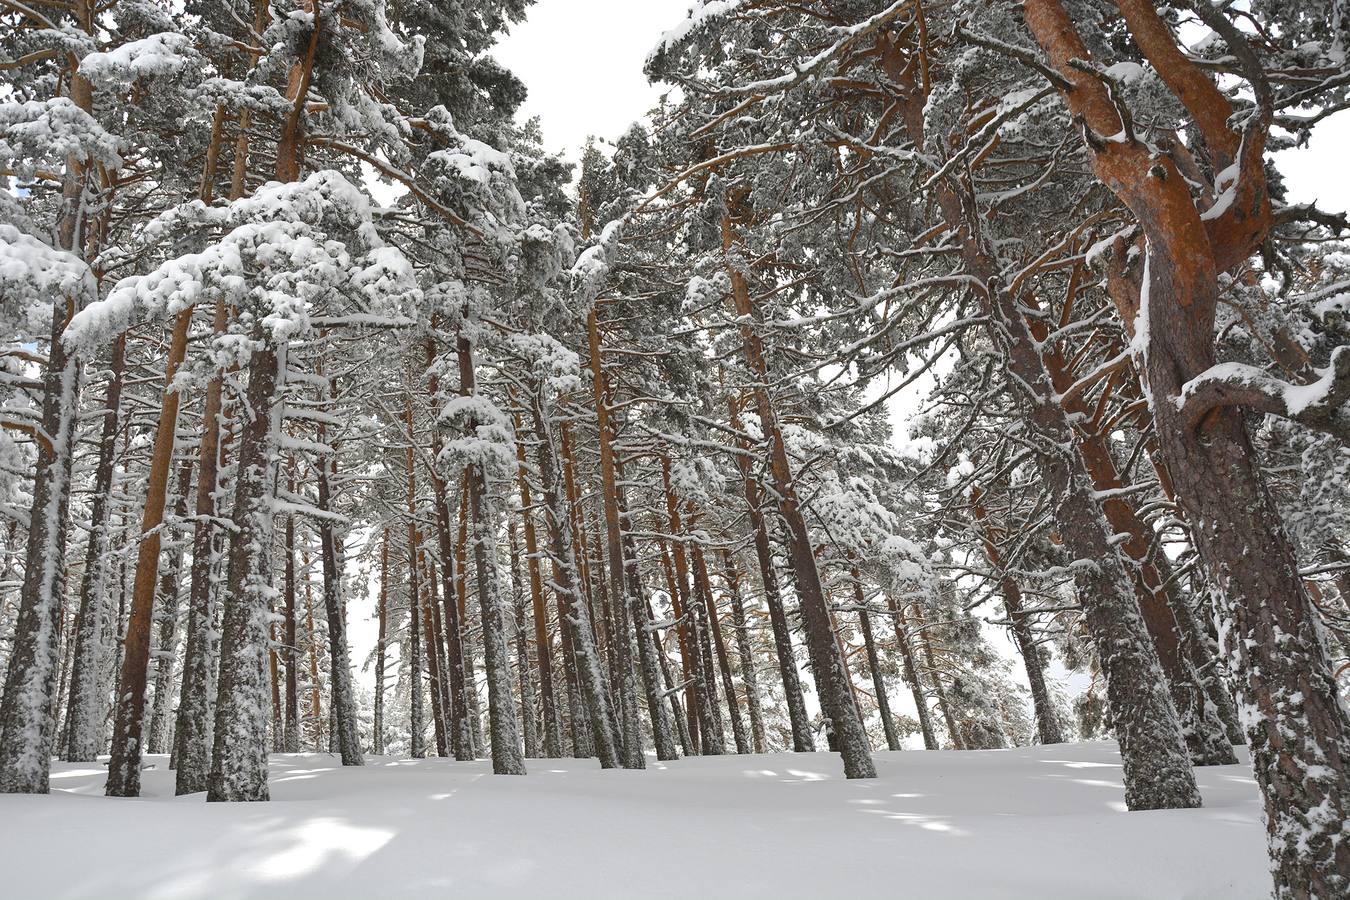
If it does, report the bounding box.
[1,0,1349,898]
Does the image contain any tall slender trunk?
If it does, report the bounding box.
[283,512,300,752]
[457,335,525,775]
[507,521,540,759]
[107,308,193,796]
[531,392,620,768]
[0,60,92,795]
[888,596,937,750]
[404,394,426,759]
[700,544,748,754]
[64,333,126,761]
[657,538,698,755]
[373,529,389,754]
[614,458,679,760]
[302,554,322,750]
[969,489,1063,746]
[147,459,194,755]
[720,551,764,753]
[661,467,718,754]
[852,570,900,752]
[726,399,812,752]
[722,205,874,779]
[557,423,598,758]
[317,460,362,766]
[425,342,474,760]
[512,413,562,757]
[585,311,649,768]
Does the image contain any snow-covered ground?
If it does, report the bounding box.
[0,741,1267,899]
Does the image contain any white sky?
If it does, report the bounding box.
[492,0,691,162]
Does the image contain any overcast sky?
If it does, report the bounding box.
[492,0,691,161]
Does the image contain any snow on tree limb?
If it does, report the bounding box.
[1176,345,1350,441]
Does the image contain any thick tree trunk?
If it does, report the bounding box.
[0,65,92,794]
[1023,2,1349,886]
[207,339,281,802]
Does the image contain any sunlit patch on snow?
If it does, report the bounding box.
[251,817,393,881]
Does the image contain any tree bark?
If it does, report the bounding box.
[64,333,126,762]
[457,335,525,775]
[1023,1,1349,885]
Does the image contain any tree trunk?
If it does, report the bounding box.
[512,413,562,757]
[969,489,1063,746]
[284,513,301,753]
[531,392,621,768]
[0,65,92,794]
[147,460,193,755]
[457,335,525,775]
[722,206,875,779]
[107,307,194,796]
[1023,2,1348,882]
[614,458,679,760]
[889,596,938,750]
[64,333,126,762]
[852,571,900,752]
[374,529,389,755]
[720,551,765,753]
[700,545,749,754]
[207,337,281,802]
[507,521,541,759]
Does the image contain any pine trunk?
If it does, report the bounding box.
[64,333,126,762]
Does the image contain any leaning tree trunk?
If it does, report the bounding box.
[851,570,901,752]
[722,204,875,779]
[725,401,813,752]
[889,596,938,750]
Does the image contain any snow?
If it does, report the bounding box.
[0,742,1268,898]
